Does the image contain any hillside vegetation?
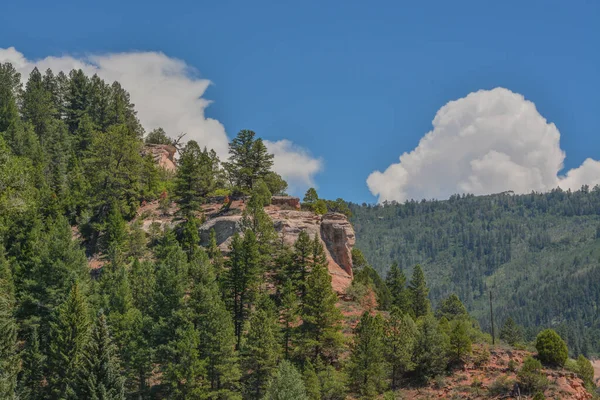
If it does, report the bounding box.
[350,189,600,356]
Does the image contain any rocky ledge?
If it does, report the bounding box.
[198,198,355,293]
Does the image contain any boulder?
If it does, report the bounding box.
[271,196,301,210]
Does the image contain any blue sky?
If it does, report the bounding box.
[1,1,599,203]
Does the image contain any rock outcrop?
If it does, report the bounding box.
[198,204,355,292]
[320,213,355,278]
[142,144,177,171]
[271,196,301,210]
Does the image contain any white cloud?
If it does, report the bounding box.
[265,139,323,191]
[367,87,600,203]
[0,47,322,192]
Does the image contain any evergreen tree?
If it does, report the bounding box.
[302,362,321,400]
[386,262,411,314]
[412,314,449,381]
[300,259,344,364]
[409,265,430,319]
[65,69,90,136]
[226,231,261,349]
[129,259,156,312]
[448,319,472,364]
[21,67,56,141]
[0,62,21,133]
[264,360,308,400]
[162,320,206,400]
[174,141,215,216]
[0,285,19,400]
[79,313,125,400]
[385,308,417,388]
[280,279,299,359]
[347,312,387,398]
[18,325,45,400]
[302,188,318,207]
[289,230,312,297]
[223,130,274,191]
[116,308,154,399]
[242,299,280,399]
[180,216,200,261]
[436,293,468,321]
[48,282,91,399]
[191,263,240,397]
[241,186,277,258]
[104,204,127,261]
[535,329,568,366]
[85,123,143,224]
[207,228,225,292]
[499,317,523,346]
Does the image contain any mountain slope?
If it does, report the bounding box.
[350,188,600,355]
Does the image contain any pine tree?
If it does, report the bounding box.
[241,186,277,258]
[104,204,127,261]
[289,230,312,297]
[264,360,308,400]
[48,282,91,399]
[129,259,156,312]
[226,231,261,349]
[162,320,206,400]
[116,308,154,398]
[223,130,274,191]
[79,313,125,400]
[21,67,56,140]
[499,317,523,346]
[174,141,215,216]
[18,325,45,400]
[242,299,280,399]
[180,216,200,261]
[0,284,19,399]
[348,312,387,398]
[280,279,299,359]
[386,262,411,314]
[436,293,468,321]
[300,259,344,364]
[412,314,449,381]
[0,62,21,133]
[191,263,240,397]
[207,228,225,294]
[385,309,417,388]
[302,362,321,400]
[409,265,430,319]
[448,319,472,364]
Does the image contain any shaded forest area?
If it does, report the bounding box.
[350,189,600,356]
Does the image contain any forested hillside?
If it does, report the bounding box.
[350,189,600,356]
[1,61,598,400]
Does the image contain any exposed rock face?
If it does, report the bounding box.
[198,216,242,250]
[142,144,177,171]
[198,206,355,292]
[271,196,300,210]
[320,213,355,278]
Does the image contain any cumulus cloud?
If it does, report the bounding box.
[367,87,600,203]
[265,139,323,191]
[0,47,322,191]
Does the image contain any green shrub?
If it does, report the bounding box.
[535,329,568,366]
[473,346,490,367]
[517,356,548,394]
[576,354,594,386]
[532,392,546,400]
[488,375,514,396]
[507,359,518,372]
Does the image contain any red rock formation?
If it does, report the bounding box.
[142,144,177,171]
[271,196,301,210]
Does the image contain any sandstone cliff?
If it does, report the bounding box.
[136,197,355,292]
[141,144,177,172]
